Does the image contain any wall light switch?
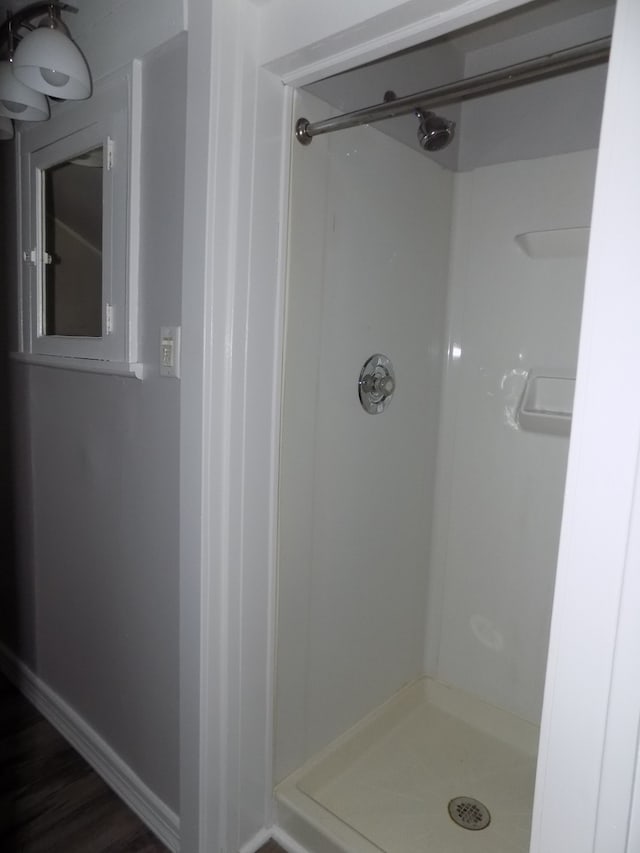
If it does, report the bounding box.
[160,326,181,378]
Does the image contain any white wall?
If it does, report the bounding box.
[1,21,187,816]
[276,90,453,781]
[426,149,598,722]
[71,0,185,82]
[257,0,531,76]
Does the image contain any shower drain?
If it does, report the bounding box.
[447,796,491,831]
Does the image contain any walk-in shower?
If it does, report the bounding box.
[276,3,615,852]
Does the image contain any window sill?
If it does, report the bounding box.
[10,352,145,380]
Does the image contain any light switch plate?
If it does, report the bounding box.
[160,325,181,378]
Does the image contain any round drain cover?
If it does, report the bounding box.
[448,796,491,831]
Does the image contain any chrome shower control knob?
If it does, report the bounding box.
[362,373,395,396]
[359,354,396,414]
[380,375,395,395]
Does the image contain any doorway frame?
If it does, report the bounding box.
[179,0,640,850]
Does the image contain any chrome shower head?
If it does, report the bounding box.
[415,109,456,152]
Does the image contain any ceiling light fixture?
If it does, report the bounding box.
[0,59,49,120]
[0,2,90,137]
[13,4,90,99]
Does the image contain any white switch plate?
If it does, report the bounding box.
[160,325,181,378]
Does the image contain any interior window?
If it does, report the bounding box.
[16,64,141,374]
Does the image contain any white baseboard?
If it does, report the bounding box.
[0,643,180,852]
[271,826,313,853]
[239,826,273,853]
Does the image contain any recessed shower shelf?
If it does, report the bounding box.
[518,369,575,437]
[515,226,590,259]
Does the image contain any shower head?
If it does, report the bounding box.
[415,109,456,152]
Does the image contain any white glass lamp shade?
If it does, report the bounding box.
[0,61,49,121]
[0,116,14,140]
[13,28,91,100]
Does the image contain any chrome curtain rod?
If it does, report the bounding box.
[295,36,610,145]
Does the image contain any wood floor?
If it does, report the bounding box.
[0,673,169,852]
[0,672,291,853]
[257,843,287,853]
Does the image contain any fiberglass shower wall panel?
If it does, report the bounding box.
[276,90,453,782]
[425,148,598,724]
[423,6,610,724]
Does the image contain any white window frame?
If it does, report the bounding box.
[14,63,142,378]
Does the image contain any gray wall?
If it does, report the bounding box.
[0,138,28,659]
[1,32,187,813]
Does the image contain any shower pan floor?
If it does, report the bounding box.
[275,678,539,853]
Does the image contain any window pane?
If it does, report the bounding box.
[42,146,103,337]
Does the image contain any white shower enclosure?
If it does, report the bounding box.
[273,3,615,852]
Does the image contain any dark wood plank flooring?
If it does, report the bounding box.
[0,673,169,852]
[257,843,287,853]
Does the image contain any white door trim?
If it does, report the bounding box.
[531,1,640,849]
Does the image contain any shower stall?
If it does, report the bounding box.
[273,3,614,851]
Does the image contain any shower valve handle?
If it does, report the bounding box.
[380,375,395,395]
[358,355,396,414]
[361,373,395,397]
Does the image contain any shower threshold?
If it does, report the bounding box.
[275,678,539,853]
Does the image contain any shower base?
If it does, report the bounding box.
[275,678,538,853]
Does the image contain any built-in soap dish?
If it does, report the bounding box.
[515,227,590,259]
[517,369,575,437]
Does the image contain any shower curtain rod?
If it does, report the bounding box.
[295,36,610,145]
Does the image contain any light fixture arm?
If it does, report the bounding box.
[6,15,14,55]
[0,2,77,50]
